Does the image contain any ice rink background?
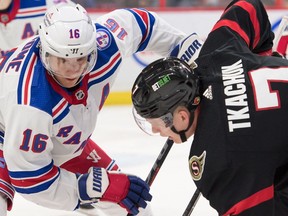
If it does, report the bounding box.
[9,105,218,216]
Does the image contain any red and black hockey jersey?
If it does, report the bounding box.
[190,0,288,215]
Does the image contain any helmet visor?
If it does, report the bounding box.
[46,52,95,78]
[132,107,173,136]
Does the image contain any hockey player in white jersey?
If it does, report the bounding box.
[0,0,74,57]
[0,2,199,216]
[274,16,288,58]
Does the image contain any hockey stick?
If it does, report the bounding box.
[127,138,174,216]
[182,188,201,216]
[145,138,174,185]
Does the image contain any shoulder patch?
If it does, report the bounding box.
[96,29,112,51]
[189,151,206,181]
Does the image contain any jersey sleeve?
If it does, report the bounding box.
[96,8,187,58]
[201,0,274,56]
[3,105,79,210]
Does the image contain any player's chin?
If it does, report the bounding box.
[168,136,181,144]
[60,78,80,88]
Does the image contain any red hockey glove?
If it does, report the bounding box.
[77,167,152,215]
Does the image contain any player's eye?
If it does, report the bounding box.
[60,58,66,63]
[77,57,87,63]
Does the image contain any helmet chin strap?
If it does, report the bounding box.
[171,112,195,142]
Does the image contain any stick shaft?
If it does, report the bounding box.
[182,189,201,216]
[145,138,174,185]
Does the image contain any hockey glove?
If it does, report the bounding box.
[77,167,152,215]
[170,33,204,69]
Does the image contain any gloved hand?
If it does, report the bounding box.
[170,33,204,69]
[77,167,152,215]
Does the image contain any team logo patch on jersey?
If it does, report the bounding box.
[96,29,111,51]
[189,151,206,181]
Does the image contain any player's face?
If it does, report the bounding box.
[147,118,178,140]
[48,55,88,88]
[146,107,199,143]
[133,106,197,143]
[0,0,12,10]
[148,108,197,143]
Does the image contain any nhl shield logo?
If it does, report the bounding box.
[0,14,8,23]
[75,90,85,100]
[189,151,206,181]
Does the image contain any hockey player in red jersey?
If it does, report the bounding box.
[0,2,201,216]
[132,0,288,215]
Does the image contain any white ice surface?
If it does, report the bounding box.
[9,105,218,216]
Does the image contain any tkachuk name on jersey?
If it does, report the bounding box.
[222,59,251,132]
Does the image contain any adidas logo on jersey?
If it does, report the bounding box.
[203,85,213,100]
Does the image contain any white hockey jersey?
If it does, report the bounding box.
[0,0,74,57]
[0,8,186,210]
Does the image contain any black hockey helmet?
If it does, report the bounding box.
[132,56,200,119]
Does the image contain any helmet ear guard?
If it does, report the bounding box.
[132,57,200,119]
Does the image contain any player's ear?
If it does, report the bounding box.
[174,107,190,127]
[179,109,190,122]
